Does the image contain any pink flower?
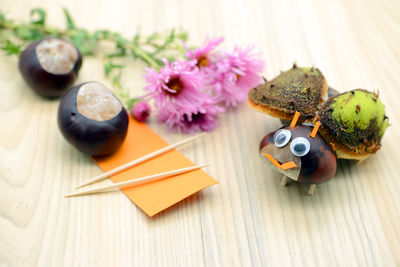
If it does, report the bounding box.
[143,59,223,133]
[142,41,266,133]
[185,37,224,68]
[144,59,206,110]
[207,46,265,107]
[130,101,151,122]
[158,99,224,133]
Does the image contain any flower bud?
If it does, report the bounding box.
[130,101,151,122]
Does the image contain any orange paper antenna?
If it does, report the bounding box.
[263,153,297,170]
[309,121,321,138]
[290,112,300,128]
[280,161,297,170]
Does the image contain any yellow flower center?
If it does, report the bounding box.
[165,77,183,95]
[197,56,208,68]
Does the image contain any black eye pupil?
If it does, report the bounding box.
[276,134,286,144]
[294,143,306,153]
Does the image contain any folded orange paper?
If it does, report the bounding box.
[93,118,218,217]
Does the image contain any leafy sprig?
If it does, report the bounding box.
[0,8,189,108]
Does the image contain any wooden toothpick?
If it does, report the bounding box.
[75,133,206,189]
[65,164,210,197]
[308,184,316,195]
[280,175,289,187]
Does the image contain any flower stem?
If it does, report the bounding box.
[127,42,162,69]
[0,8,188,107]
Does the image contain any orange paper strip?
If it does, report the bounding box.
[93,118,218,217]
[263,153,297,170]
[290,111,300,128]
[309,121,321,138]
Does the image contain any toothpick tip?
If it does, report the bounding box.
[307,184,316,195]
[194,132,207,138]
[64,193,85,198]
[66,163,211,198]
[75,181,93,189]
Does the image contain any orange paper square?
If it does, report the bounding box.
[93,118,218,217]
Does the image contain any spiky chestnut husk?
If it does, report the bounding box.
[319,89,389,160]
[279,86,339,126]
[247,64,328,122]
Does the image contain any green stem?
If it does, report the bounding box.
[0,8,190,108]
[0,20,67,36]
[128,43,161,69]
[1,19,164,69]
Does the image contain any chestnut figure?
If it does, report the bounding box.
[248,65,389,161]
[58,82,129,156]
[259,124,337,195]
[19,37,82,98]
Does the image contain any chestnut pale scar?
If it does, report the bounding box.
[36,38,78,74]
[77,82,122,121]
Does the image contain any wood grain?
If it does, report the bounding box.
[1,0,400,266]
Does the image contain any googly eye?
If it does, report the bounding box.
[273,129,291,147]
[290,137,311,157]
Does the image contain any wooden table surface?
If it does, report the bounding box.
[1,0,400,266]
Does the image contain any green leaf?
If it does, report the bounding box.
[13,23,44,40]
[0,12,5,25]
[177,30,188,41]
[91,30,110,40]
[151,30,175,56]
[78,41,96,55]
[1,40,21,56]
[116,36,128,46]
[126,98,139,111]
[164,56,177,63]
[106,43,126,58]
[146,32,158,43]
[30,29,45,40]
[30,8,46,25]
[104,61,113,76]
[14,25,33,39]
[104,61,124,77]
[112,72,122,85]
[133,32,140,44]
[63,8,75,30]
[168,28,175,39]
[70,29,87,48]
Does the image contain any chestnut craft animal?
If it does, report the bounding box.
[248,64,389,195]
[259,113,336,195]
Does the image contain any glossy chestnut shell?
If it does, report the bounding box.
[260,125,337,184]
[19,38,82,98]
[57,82,129,156]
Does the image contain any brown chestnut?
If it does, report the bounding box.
[259,124,337,193]
[57,82,129,156]
[19,37,82,98]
